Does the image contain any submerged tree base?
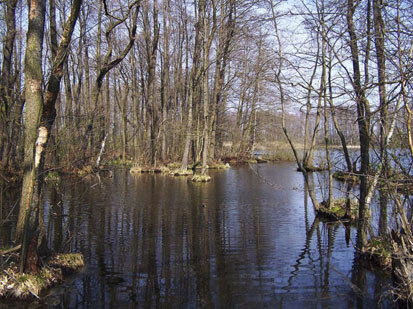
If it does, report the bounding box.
[171,169,193,176]
[130,166,142,174]
[0,253,84,300]
[317,198,359,221]
[131,162,230,177]
[359,236,392,272]
[192,175,211,182]
[332,171,360,184]
[297,165,327,172]
[256,157,269,163]
[388,229,413,304]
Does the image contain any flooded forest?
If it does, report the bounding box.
[0,0,412,307]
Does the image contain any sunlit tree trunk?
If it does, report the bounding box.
[16,0,47,273]
[181,3,201,170]
[302,34,319,171]
[305,86,323,170]
[319,2,333,207]
[209,0,234,160]
[17,0,82,272]
[200,0,216,176]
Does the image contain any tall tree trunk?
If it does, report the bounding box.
[200,0,216,176]
[303,34,319,171]
[209,0,234,160]
[16,0,82,272]
[131,47,140,161]
[181,4,200,171]
[245,47,261,157]
[304,87,323,170]
[373,0,388,176]
[327,66,353,173]
[346,0,372,250]
[16,0,47,273]
[161,0,170,163]
[143,0,160,165]
[320,6,332,207]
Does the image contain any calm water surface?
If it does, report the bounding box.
[10,163,394,308]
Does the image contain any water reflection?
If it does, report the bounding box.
[23,165,394,307]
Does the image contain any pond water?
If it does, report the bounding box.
[2,163,393,308]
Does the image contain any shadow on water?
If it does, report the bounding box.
[1,164,393,308]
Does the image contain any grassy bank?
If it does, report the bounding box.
[0,253,84,300]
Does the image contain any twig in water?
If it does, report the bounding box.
[247,163,304,191]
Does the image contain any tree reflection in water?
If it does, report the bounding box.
[12,165,393,308]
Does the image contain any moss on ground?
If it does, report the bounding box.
[297,165,327,172]
[48,253,84,273]
[317,198,359,221]
[106,158,133,167]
